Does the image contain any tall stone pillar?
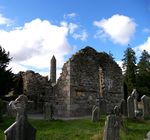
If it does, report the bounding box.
[50,55,56,85]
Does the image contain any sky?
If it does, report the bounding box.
[0,0,150,78]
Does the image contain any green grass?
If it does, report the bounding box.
[0,117,103,140]
[0,117,15,140]
[120,118,150,140]
[0,116,150,140]
[31,118,103,140]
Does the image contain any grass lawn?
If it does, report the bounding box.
[120,118,150,140]
[0,116,150,140]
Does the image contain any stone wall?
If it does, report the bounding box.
[56,46,123,117]
[54,62,71,117]
[19,46,123,117]
[69,48,100,117]
[101,55,123,112]
[21,70,52,113]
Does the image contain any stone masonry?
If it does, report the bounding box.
[21,71,53,113]
[55,46,123,117]
[20,46,124,118]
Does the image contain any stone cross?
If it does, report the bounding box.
[127,96,135,118]
[141,95,150,119]
[4,94,36,140]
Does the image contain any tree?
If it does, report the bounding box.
[136,50,150,96]
[0,46,14,97]
[122,47,137,96]
[108,51,114,60]
[137,50,150,74]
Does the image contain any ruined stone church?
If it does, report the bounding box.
[21,46,123,117]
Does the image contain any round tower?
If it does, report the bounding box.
[50,55,56,85]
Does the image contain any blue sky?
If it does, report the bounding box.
[0,0,150,78]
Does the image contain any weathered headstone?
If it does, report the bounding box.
[103,114,120,140]
[114,106,120,116]
[131,89,139,114]
[141,95,150,119]
[7,101,17,117]
[91,105,100,122]
[144,131,150,140]
[120,99,127,116]
[4,94,36,140]
[127,96,135,118]
[99,97,107,114]
[114,105,128,132]
[44,102,54,120]
[146,131,150,140]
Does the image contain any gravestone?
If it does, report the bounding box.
[7,101,17,117]
[131,89,139,116]
[127,96,135,118]
[114,106,120,116]
[44,102,54,120]
[92,105,100,122]
[103,114,120,140]
[99,97,107,114]
[4,95,36,140]
[146,131,150,140]
[141,95,150,119]
[120,99,127,116]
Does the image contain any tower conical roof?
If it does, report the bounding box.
[51,55,56,61]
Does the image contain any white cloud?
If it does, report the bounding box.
[73,30,88,41]
[8,62,27,73]
[116,60,123,69]
[60,21,78,34]
[64,13,77,19]
[60,20,87,41]
[0,18,74,77]
[68,23,78,34]
[93,14,136,45]
[61,13,88,42]
[134,37,150,54]
[0,13,12,26]
[142,28,150,33]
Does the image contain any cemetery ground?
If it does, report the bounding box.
[0,116,150,140]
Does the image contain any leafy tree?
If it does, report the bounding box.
[136,50,150,96]
[0,46,14,97]
[108,51,114,60]
[122,47,137,96]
